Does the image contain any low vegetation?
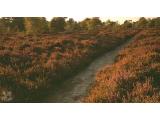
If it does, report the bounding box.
[0,26,138,102]
[83,29,160,102]
[1,17,160,102]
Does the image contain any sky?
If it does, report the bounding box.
[46,17,140,24]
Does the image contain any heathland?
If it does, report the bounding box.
[0,17,160,102]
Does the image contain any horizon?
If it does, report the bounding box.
[46,17,141,24]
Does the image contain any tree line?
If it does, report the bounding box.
[0,17,160,35]
[0,17,103,34]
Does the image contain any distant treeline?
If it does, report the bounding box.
[0,17,160,34]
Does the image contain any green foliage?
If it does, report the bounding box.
[0,17,25,33]
[10,17,25,32]
[104,20,120,30]
[1,17,160,35]
[65,18,80,32]
[79,17,102,30]
[0,17,12,33]
[89,17,102,30]
[135,17,148,28]
[123,20,133,28]
[147,17,160,28]
[50,17,66,33]
[24,17,49,35]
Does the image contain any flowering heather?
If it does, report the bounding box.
[84,29,160,103]
[0,28,137,102]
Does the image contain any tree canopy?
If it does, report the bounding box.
[50,17,66,33]
[0,17,160,35]
[24,17,48,34]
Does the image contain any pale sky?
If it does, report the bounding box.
[46,17,140,24]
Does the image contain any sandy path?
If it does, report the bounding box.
[43,39,133,103]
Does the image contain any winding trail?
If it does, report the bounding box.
[44,39,133,103]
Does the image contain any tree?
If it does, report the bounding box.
[105,20,118,26]
[0,17,25,33]
[50,17,66,33]
[122,20,133,28]
[79,18,90,30]
[0,17,12,33]
[38,17,49,33]
[135,17,148,28]
[65,18,79,32]
[104,20,119,30]
[0,18,8,34]
[24,17,49,35]
[147,17,160,28]
[79,17,102,30]
[88,17,102,30]
[11,17,25,32]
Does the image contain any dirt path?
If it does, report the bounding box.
[44,39,133,103]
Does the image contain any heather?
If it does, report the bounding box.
[84,29,160,102]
